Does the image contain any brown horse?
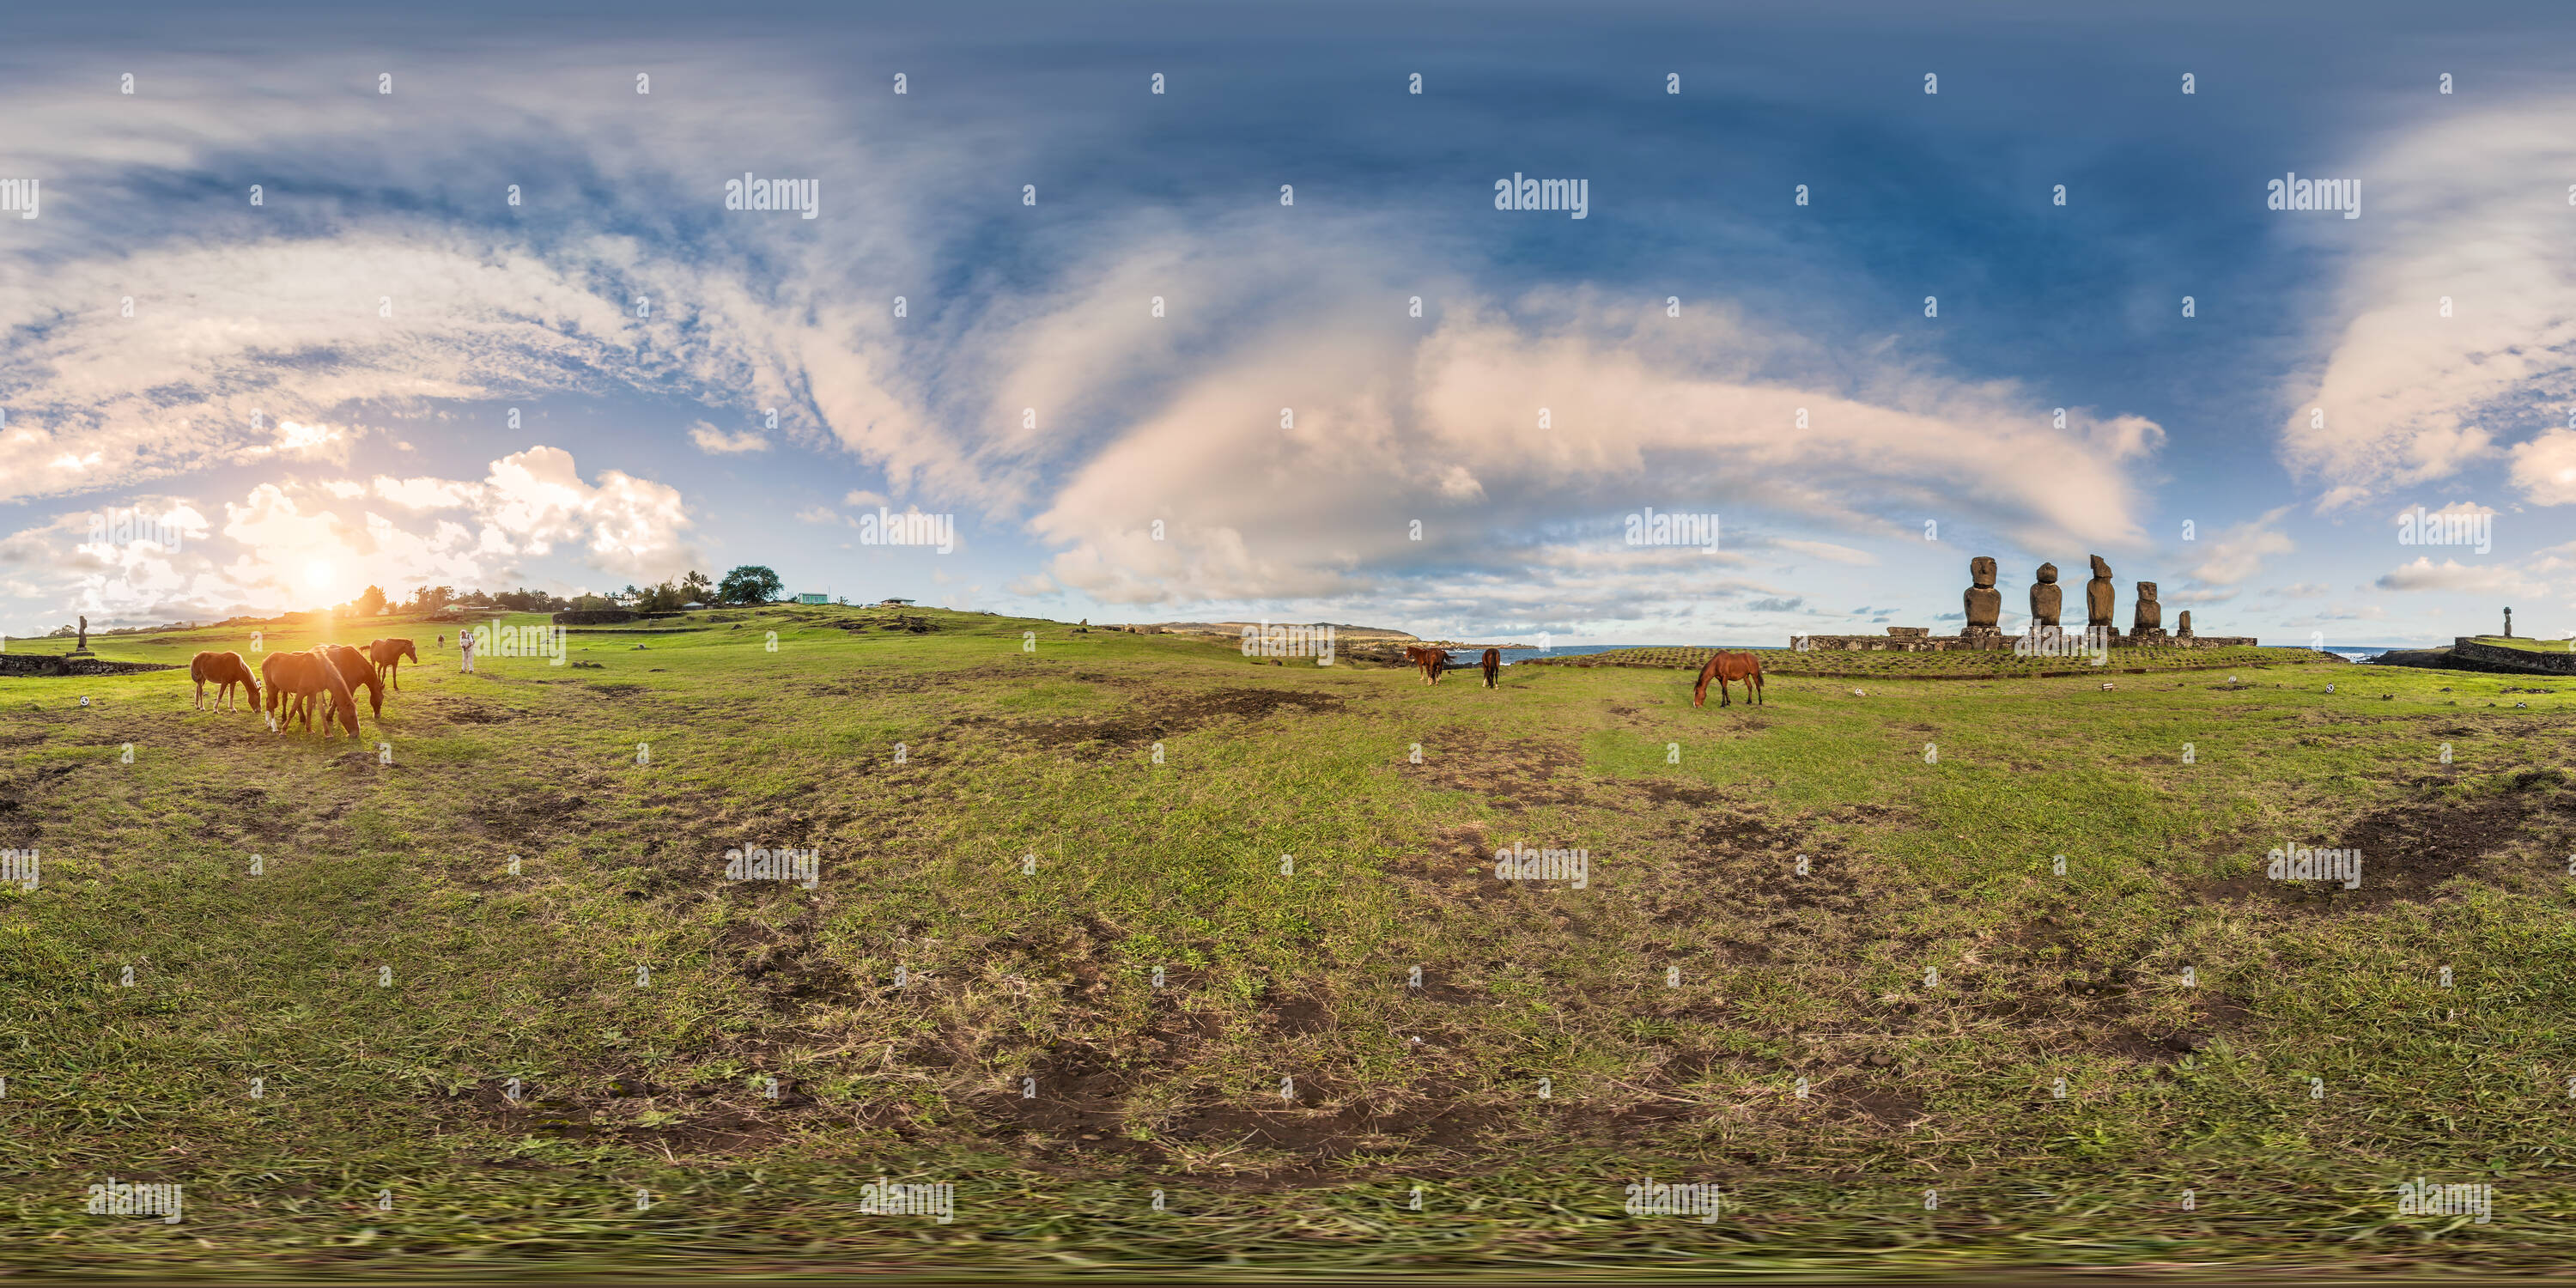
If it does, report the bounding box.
[366,637,419,690]
[190,651,261,713]
[261,649,361,738]
[1692,650,1765,708]
[1480,647,1502,689]
[320,643,386,719]
[1403,645,1447,685]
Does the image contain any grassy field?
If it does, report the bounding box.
[2466,636,2575,653]
[6,605,2576,1279]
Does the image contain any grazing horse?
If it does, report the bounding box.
[1480,647,1502,689]
[1403,645,1448,685]
[366,637,420,690]
[190,651,261,713]
[1692,650,1765,708]
[319,643,386,719]
[261,649,361,738]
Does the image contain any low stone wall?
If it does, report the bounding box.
[2449,638,2576,675]
[0,653,179,677]
[1795,632,2256,653]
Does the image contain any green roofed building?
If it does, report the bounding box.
[796,593,829,605]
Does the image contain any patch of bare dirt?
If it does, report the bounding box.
[1400,732,1587,810]
[1011,687,1346,750]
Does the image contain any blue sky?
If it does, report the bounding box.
[5,0,2574,645]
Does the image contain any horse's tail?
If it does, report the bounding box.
[191,653,209,683]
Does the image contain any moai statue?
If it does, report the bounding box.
[2131,581,2164,637]
[1963,556,2002,639]
[2177,610,2194,638]
[2028,562,2063,632]
[2084,556,2116,629]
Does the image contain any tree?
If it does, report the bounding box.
[718,565,782,605]
[681,569,714,601]
[638,580,686,611]
[355,585,388,617]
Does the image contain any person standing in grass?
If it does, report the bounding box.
[459,625,477,674]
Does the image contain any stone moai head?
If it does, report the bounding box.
[2088,555,2111,579]
[2036,562,2058,584]
[1971,556,1997,587]
[2137,580,2159,603]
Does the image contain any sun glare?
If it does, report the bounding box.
[304,559,336,592]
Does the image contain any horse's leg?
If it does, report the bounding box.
[1722,675,1733,708]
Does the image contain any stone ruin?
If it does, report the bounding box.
[1793,554,2254,652]
[1961,556,2002,641]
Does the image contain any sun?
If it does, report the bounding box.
[304,559,336,592]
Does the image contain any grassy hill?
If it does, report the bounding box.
[5,605,2576,1277]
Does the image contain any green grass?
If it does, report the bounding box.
[2467,636,2574,653]
[6,606,2576,1279]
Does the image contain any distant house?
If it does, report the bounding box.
[881,598,914,605]
[796,593,830,605]
[681,601,708,610]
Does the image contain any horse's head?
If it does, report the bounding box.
[398,640,419,665]
[313,653,361,738]
[259,653,289,712]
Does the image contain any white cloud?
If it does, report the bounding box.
[2279,100,2576,507]
[2509,428,2576,505]
[2374,556,2534,596]
[689,421,770,454]
[1767,537,1876,565]
[1026,294,2163,608]
[2188,507,2295,586]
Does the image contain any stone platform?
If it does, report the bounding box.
[1794,629,2256,653]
